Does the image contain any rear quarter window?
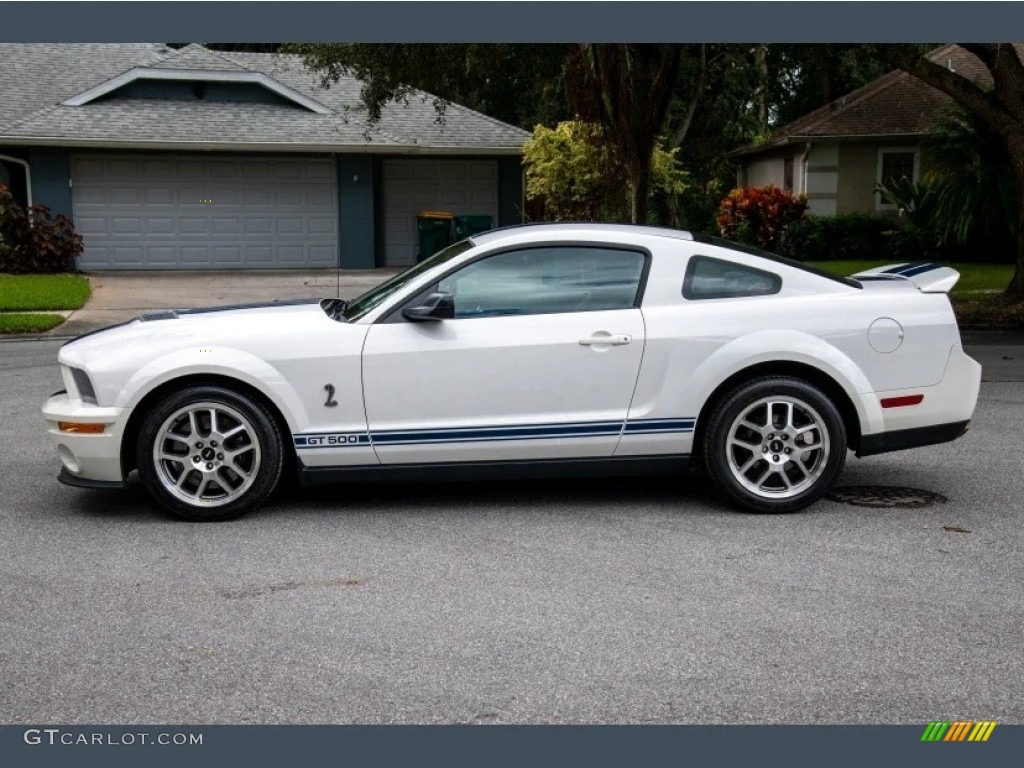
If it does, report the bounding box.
[682,255,782,300]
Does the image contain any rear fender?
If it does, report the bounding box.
[688,330,883,436]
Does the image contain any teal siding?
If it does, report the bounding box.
[497,156,524,226]
[28,148,72,218]
[337,154,376,269]
[114,80,294,106]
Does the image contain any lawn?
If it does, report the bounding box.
[805,260,1014,296]
[0,312,66,334]
[0,273,91,311]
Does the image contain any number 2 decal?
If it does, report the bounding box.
[323,384,338,408]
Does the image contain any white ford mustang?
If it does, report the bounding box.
[43,223,981,521]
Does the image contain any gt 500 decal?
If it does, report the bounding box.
[294,433,370,448]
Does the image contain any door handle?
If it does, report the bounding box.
[579,332,632,346]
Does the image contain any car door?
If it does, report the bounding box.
[361,244,648,464]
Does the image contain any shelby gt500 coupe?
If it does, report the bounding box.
[43,223,981,521]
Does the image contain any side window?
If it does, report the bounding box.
[436,246,646,319]
[682,255,781,300]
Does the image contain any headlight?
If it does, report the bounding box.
[68,366,97,405]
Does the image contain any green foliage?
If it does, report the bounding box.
[874,107,1017,264]
[716,186,808,252]
[0,273,91,311]
[282,44,569,130]
[523,121,687,222]
[0,312,66,334]
[0,186,83,274]
[777,212,956,263]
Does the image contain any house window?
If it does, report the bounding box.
[783,157,794,192]
[876,147,919,210]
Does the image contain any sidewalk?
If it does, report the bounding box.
[54,269,399,338]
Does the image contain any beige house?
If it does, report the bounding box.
[729,45,1002,217]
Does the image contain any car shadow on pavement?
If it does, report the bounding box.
[286,471,725,518]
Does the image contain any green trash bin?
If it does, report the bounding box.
[416,211,454,262]
[453,214,494,239]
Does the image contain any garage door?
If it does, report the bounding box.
[71,154,338,269]
[382,159,499,267]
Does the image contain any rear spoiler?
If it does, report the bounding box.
[851,263,960,293]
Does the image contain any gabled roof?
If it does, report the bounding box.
[730,44,1019,158]
[0,43,530,154]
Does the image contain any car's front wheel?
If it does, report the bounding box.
[702,376,846,513]
[136,385,284,521]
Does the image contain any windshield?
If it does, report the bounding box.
[341,239,476,321]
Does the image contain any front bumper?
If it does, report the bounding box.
[856,343,981,457]
[42,392,127,484]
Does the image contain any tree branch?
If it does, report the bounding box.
[671,44,705,148]
[873,44,1013,134]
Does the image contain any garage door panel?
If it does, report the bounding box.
[73,154,339,269]
[146,246,178,266]
[178,217,209,236]
[245,218,273,236]
[383,159,499,267]
[112,246,143,266]
[212,218,242,236]
[143,188,174,205]
[111,217,142,235]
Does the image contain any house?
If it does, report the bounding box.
[728,44,1008,217]
[0,43,529,270]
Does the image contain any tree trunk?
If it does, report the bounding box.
[755,44,769,133]
[999,131,1024,301]
[629,157,651,224]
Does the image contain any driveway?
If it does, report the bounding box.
[57,269,399,337]
[0,339,1021,725]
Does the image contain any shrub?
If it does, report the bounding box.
[0,185,83,274]
[777,212,958,263]
[716,186,808,252]
[523,120,687,223]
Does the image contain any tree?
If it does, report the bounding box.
[286,44,700,226]
[523,120,687,222]
[870,44,1024,300]
[566,45,686,223]
[283,44,569,131]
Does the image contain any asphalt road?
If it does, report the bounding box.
[1,339,1022,725]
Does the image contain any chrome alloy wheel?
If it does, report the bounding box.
[725,396,831,499]
[152,401,262,508]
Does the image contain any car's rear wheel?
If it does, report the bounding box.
[136,385,283,521]
[702,377,846,513]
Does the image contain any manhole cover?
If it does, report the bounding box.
[827,485,948,508]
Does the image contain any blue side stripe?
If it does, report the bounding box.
[293,417,696,449]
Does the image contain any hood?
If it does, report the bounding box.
[60,298,336,362]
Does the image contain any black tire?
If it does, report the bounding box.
[702,376,846,514]
[136,385,284,521]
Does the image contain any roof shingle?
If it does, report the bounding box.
[731,44,1021,157]
[0,43,530,152]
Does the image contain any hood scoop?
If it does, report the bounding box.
[139,310,180,322]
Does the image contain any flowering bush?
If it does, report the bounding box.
[0,184,83,273]
[716,185,808,252]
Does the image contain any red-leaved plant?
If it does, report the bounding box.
[0,184,83,273]
[717,185,809,252]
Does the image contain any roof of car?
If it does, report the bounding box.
[471,222,696,244]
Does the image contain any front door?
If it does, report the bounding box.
[361,245,649,464]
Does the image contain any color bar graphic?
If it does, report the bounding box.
[921,720,996,742]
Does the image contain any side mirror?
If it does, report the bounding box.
[402,292,455,322]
